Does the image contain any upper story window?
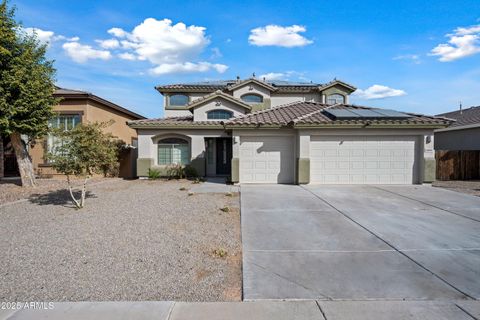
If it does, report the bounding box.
[326,94,345,105]
[169,94,189,106]
[207,109,233,120]
[241,94,263,104]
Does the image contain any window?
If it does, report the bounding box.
[169,94,189,106]
[207,110,233,120]
[47,114,81,157]
[241,94,263,104]
[326,94,345,105]
[158,138,190,165]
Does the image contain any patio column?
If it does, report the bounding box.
[297,131,310,184]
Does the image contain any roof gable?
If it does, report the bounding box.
[226,78,277,92]
[318,80,357,93]
[186,90,252,110]
[437,106,480,128]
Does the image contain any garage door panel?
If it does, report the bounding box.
[240,136,294,184]
[310,135,417,185]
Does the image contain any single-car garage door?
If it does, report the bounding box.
[240,136,294,183]
[310,135,418,184]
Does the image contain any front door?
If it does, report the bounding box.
[216,138,232,175]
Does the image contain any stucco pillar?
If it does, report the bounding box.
[297,132,310,184]
[190,135,206,177]
[231,134,240,183]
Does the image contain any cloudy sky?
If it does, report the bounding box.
[13,0,480,118]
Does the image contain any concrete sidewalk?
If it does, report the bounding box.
[1,300,479,320]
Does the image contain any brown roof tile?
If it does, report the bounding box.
[128,116,223,128]
[436,106,480,127]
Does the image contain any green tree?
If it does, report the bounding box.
[47,122,120,209]
[0,0,57,187]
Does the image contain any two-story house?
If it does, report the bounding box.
[128,78,451,184]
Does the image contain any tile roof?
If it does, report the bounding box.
[155,79,350,93]
[436,106,480,127]
[128,116,223,128]
[225,102,452,127]
[185,90,251,110]
[54,86,145,119]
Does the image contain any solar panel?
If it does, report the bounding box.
[373,109,411,118]
[325,109,361,119]
[350,109,385,117]
[325,108,412,119]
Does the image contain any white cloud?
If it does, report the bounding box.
[210,47,222,59]
[249,24,313,47]
[150,62,228,75]
[96,38,120,49]
[108,27,128,38]
[23,27,70,46]
[62,41,112,63]
[353,85,406,100]
[393,54,421,64]
[118,52,136,60]
[430,24,480,62]
[259,71,306,81]
[106,18,227,75]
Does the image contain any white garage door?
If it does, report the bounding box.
[240,136,294,183]
[310,136,417,184]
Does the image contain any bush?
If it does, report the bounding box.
[184,165,198,178]
[148,168,161,179]
[166,164,184,179]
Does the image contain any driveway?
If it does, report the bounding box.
[241,184,480,300]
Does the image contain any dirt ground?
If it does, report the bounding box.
[432,180,480,197]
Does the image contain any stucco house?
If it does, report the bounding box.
[0,87,145,179]
[129,78,451,184]
[434,106,480,180]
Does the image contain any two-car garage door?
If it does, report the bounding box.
[238,134,418,184]
[310,136,418,184]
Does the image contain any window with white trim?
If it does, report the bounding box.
[47,114,81,157]
[326,94,345,105]
[158,138,190,165]
[241,94,263,104]
[207,109,233,120]
[169,94,189,106]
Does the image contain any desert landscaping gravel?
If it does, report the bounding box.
[433,180,480,197]
[0,179,241,301]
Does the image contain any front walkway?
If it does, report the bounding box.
[241,184,480,300]
[2,300,479,320]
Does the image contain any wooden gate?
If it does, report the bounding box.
[436,150,480,180]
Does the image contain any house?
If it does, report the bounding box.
[128,78,451,184]
[434,106,480,180]
[0,87,145,179]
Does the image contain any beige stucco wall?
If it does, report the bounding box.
[193,99,247,121]
[231,83,271,100]
[31,98,140,178]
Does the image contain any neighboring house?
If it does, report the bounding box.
[0,87,145,179]
[435,106,480,150]
[129,78,451,184]
[434,106,480,180]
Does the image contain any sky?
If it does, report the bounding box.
[11,0,480,118]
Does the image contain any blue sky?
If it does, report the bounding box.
[12,0,480,118]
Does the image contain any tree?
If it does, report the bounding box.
[0,0,57,187]
[46,122,119,209]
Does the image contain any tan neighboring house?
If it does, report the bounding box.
[0,87,144,179]
[129,77,451,185]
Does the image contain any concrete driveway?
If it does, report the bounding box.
[241,184,480,300]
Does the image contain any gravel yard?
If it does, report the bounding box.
[0,177,111,205]
[0,179,241,301]
[433,180,480,197]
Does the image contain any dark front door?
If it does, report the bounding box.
[216,138,232,175]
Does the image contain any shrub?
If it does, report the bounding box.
[166,164,184,179]
[212,248,228,258]
[148,168,161,180]
[220,206,230,213]
[179,187,187,191]
[225,192,233,197]
[184,165,198,179]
